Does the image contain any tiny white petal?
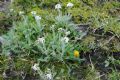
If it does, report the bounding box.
[67,2,74,8]
[55,4,62,9]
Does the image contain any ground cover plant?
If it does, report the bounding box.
[0,0,120,80]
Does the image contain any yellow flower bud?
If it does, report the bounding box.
[74,50,79,58]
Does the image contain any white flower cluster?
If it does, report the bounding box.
[36,37,45,44]
[55,4,62,9]
[45,68,53,80]
[30,11,41,21]
[35,16,41,21]
[57,28,70,43]
[55,2,74,9]
[61,37,69,43]
[65,31,70,36]
[31,63,40,71]
[58,28,65,32]
[46,73,52,80]
[67,2,74,8]
[58,28,70,36]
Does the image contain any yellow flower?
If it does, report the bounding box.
[74,50,80,58]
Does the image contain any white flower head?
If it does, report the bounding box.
[65,31,70,36]
[67,2,74,8]
[36,37,45,44]
[31,63,39,71]
[55,4,62,9]
[31,11,37,15]
[61,37,69,43]
[19,11,24,15]
[58,28,65,32]
[46,73,52,80]
[35,15,41,21]
[45,68,52,80]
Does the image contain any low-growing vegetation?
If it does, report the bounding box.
[0,0,120,80]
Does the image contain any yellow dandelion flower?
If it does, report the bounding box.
[74,50,80,58]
